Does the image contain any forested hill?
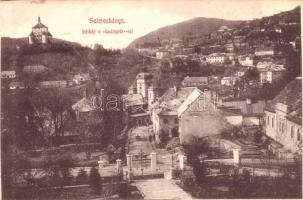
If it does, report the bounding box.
[1,37,92,81]
[128,17,242,48]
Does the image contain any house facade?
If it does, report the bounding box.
[238,55,254,67]
[254,47,274,56]
[258,65,285,84]
[205,53,227,64]
[9,81,25,90]
[1,70,16,79]
[23,65,48,73]
[182,76,208,87]
[151,87,203,143]
[264,78,302,155]
[39,80,67,88]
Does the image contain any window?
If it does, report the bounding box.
[174,118,178,124]
[272,117,274,128]
[267,116,270,125]
[163,118,168,124]
[297,129,301,141]
[281,122,285,133]
[291,126,294,138]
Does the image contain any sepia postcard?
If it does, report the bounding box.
[0,0,302,199]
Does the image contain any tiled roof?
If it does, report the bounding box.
[257,65,285,72]
[158,87,196,111]
[122,94,144,107]
[72,96,100,112]
[9,81,24,87]
[266,78,302,124]
[33,22,48,29]
[183,76,208,84]
[220,100,266,115]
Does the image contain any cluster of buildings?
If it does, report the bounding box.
[133,24,301,156]
[137,18,301,88]
[122,71,302,158]
[1,65,91,90]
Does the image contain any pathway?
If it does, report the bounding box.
[132,179,193,199]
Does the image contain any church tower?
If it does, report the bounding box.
[136,72,153,101]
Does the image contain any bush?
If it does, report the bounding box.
[159,131,169,144]
[89,167,102,194]
[116,183,128,198]
[76,169,89,185]
[166,137,180,150]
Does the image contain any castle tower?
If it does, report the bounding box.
[136,72,153,100]
[29,16,52,44]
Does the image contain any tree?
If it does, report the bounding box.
[193,159,207,184]
[76,169,89,185]
[89,167,102,194]
[243,67,259,81]
[36,88,73,143]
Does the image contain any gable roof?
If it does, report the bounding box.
[182,76,208,84]
[265,78,302,124]
[156,87,202,116]
[122,94,145,107]
[72,96,100,112]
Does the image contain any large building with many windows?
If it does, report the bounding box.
[264,78,302,155]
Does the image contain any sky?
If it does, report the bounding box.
[0,0,301,49]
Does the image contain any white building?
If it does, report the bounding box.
[205,53,227,64]
[221,77,237,86]
[127,72,157,109]
[182,76,208,87]
[238,55,254,67]
[255,47,274,56]
[1,70,16,79]
[73,73,90,85]
[9,81,25,90]
[156,50,170,59]
[264,78,302,155]
[258,65,285,84]
[151,87,205,143]
[29,17,52,44]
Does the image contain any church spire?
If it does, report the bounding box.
[38,16,41,23]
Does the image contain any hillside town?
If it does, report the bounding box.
[1,5,302,200]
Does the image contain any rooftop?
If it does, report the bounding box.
[32,17,48,29]
[72,96,100,113]
[157,87,197,112]
[122,94,145,107]
[182,76,208,84]
[136,72,153,79]
[265,78,302,124]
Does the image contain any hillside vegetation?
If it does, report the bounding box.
[128,18,242,48]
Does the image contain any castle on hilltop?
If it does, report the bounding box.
[29,17,52,44]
